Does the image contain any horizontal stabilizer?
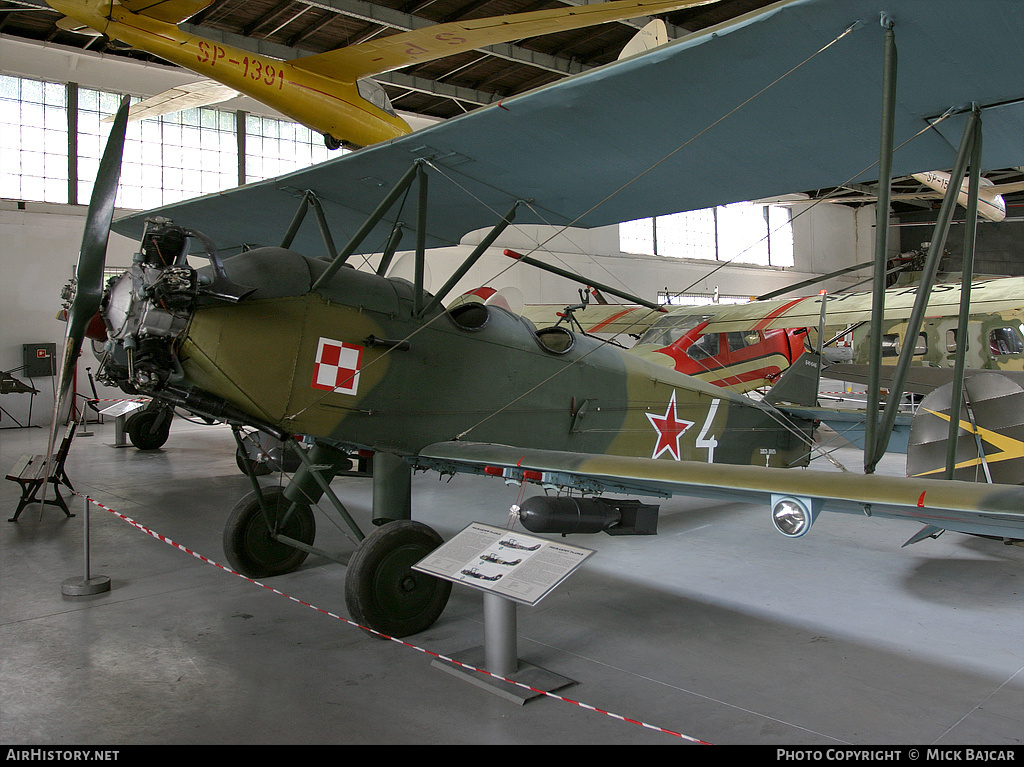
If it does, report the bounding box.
[55,15,100,36]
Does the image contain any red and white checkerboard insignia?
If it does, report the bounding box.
[312,337,362,394]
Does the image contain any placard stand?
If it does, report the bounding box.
[432,592,574,705]
[416,522,593,705]
[100,401,145,448]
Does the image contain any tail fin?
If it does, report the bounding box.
[763,352,822,407]
[617,19,669,60]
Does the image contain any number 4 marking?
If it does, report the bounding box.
[696,398,720,463]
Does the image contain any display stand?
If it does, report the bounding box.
[415,522,593,705]
[431,592,574,705]
[100,400,146,448]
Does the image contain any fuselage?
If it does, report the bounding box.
[912,171,1007,223]
[49,0,412,147]
[97,244,812,470]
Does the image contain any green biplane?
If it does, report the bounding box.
[52,0,1024,638]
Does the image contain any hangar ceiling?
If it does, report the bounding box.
[1,0,779,119]
[1,0,1021,220]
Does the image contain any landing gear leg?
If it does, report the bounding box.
[372,451,412,526]
[223,432,363,577]
[223,486,316,577]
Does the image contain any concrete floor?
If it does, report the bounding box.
[2,418,1021,746]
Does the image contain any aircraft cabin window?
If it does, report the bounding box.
[356,79,398,117]
[946,329,958,353]
[914,333,928,356]
[882,334,900,357]
[727,331,761,351]
[686,333,719,360]
[636,315,707,347]
[989,327,1024,356]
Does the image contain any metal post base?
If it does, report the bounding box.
[61,575,111,596]
[432,648,575,705]
[432,593,574,705]
[62,496,111,597]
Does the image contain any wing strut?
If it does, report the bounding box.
[944,125,983,479]
[866,106,983,472]
[311,161,422,291]
[863,16,898,472]
[280,190,338,262]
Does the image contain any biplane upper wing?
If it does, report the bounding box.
[112,0,1024,260]
[695,276,1024,335]
[520,304,667,335]
[417,441,1024,541]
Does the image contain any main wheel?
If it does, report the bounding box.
[125,407,171,450]
[223,486,316,578]
[345,520,451,639]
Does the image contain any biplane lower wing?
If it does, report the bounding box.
[111,0,1024,258]
[417,441,1024,541]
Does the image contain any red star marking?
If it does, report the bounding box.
[646,391,694,460]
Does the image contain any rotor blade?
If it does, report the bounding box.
[49,95,130,449]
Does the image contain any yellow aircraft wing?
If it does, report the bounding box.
[290,0,719,81]
[521,303,667,335]
[118,0,214,24]
[103,80,238,123]
[520,276,1024,340]
[697,276,1024,334]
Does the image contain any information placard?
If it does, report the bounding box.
[414,522,594,607]
[99,400,147,418]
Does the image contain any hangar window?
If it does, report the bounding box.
[620,201,794,267]
[0,75,334,209]
[0,76,69,203]
[245,114,333,183]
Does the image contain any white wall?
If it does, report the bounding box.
[0,201,138,428]
[0,35,887,429]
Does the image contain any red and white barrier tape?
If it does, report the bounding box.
[76,492,710,744]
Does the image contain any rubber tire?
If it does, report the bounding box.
[126,409,171,450]
[345,520,451,639]
[223,486,315,578]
